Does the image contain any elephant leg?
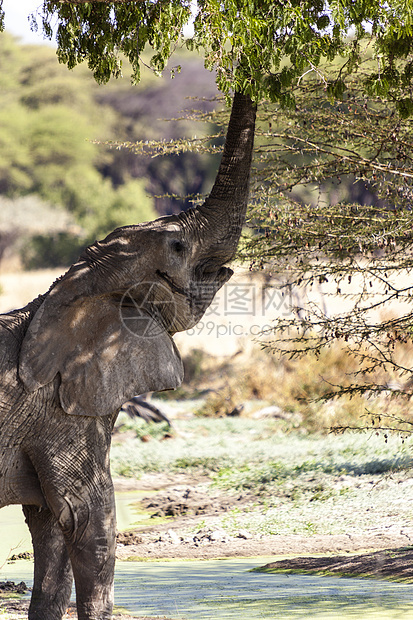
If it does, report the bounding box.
[23,505,73,620]
[53,490,116,620]
[25,425,116,620]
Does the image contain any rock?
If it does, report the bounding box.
[167,529,182,544]
[236,529,253,539]
[0,581,29,594]
[192,528,231,544]
[252,406,285,419]
[116,531,143,546]
[7,551,33,561]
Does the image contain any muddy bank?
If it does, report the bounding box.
[114,474,413,584]
[258,546,413,582]
[116,530,413,562]
[3,472,413,619]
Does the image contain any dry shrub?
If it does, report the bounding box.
[195,384,244,418]
[279,342,361,405]
[180,336,413,434]
[237,350,283,400]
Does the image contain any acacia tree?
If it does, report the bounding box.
[125,76,413,438]
[244,78,413,404]
[2,0,413,430]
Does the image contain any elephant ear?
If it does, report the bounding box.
[19,268,183,417]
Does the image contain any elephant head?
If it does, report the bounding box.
[19,92,256,418]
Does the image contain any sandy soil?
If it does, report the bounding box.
[0,582,155,619]
[0,599,173,620]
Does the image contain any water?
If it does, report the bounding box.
[0,492,148,563]
[2,499,413,619]
[113,558,413,619]
[4,557,413,619]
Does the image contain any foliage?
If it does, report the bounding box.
[0,34,168,266]
[0,34,225,268]
[19,174,156,268]
[0,37,110,207]
[20,232,82,270]
[23,1,413,114]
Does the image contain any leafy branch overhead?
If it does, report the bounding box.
[2,1,411,114]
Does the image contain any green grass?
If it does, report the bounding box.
[111,414,413,537]
[112,415,412,478]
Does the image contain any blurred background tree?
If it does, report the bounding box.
[0,31,220,268]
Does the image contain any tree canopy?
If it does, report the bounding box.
[1,1,413,114]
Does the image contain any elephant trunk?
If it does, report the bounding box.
[179,92,257,266]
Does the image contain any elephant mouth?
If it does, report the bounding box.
[196,265,233,289]
[216,265,233,284]
[117,265,234,334]
[189,265,233,317]
[156,270,188,297]
[156,266,232,296]
[156,265,233,326]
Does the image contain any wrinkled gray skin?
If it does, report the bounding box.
[0,92,256,619]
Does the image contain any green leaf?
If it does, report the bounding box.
[0,0,408,114]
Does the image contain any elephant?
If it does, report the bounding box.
[0,91,256,620]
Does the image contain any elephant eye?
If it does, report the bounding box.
[170,240,185,254]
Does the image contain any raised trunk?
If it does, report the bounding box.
[179,92,257,265]
[202,93,257,219]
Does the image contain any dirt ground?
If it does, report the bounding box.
[2,472,413,619]
[0,599,173,620]
[113,473,413,573]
